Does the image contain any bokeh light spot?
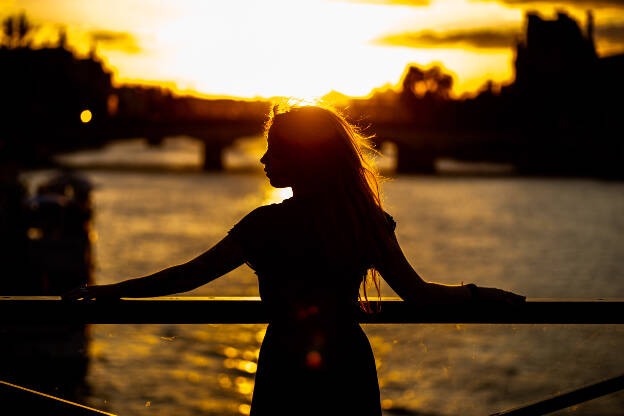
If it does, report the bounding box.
[238,404,251,415]
[80,109,92,123]
[306,350,322,369]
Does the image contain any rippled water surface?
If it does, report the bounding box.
[27,138,624,415]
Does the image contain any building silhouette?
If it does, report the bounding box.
[1,17,113,166]
[510,11,623,176]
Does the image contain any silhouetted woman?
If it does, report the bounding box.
[64,104,525,415]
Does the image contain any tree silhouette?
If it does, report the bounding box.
[1,13,36,49]
[400,65,453,101]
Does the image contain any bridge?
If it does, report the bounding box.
[82,118,521,173]
[96,119,267,171]
[371,125,522,173]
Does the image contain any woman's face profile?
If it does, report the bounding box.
[260,130,295,189]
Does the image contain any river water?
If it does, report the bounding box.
[26,137,624,415]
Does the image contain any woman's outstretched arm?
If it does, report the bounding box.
[62,234,245,300]
[376,233,525,306]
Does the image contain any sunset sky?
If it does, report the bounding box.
[4,0,624,99]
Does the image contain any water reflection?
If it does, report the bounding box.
[12,166,624,415]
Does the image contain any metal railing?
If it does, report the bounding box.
[0,380,116,415]
[1,296,623,415]
[1,296,623,324]
[490,374,624,415]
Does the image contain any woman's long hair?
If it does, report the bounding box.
[264,103,393,312]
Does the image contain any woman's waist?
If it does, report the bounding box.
[264,319,371,358]
[263,299,360,322]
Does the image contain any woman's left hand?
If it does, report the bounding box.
[62,284,121,301]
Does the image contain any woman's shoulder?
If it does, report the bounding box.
[228,201,288,236]
[247,202,282,216]
[238,202,284,223]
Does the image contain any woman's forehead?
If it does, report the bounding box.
[267,126,285,146]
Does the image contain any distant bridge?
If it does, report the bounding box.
[91,119,522,173]
[98,119,266,170]
[372,125,521,173]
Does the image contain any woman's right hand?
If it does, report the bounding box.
[476,286,526,305]
[62,284,121,301]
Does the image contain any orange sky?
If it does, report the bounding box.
[4,0,624,100]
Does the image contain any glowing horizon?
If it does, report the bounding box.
[5,0,624,101]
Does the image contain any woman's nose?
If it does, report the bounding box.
[260,152,267,165]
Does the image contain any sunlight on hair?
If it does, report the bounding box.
[270,97,327,114]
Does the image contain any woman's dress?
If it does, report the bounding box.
[228,195,396,416]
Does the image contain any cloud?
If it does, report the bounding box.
[88,30,140,53]
[374,21,624,53]
[375,28,521,49]
[476,0,624,9]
